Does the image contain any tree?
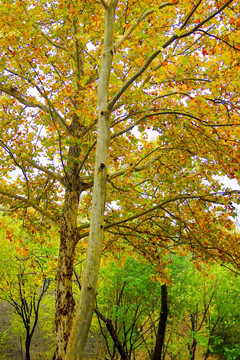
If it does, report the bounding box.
[6,275,50,360]
[152,284,168,360]
[161,255,240,360]
[203,267,240,360]
[0,0,240,359]
[0,216,54,360]
[96,256,164,360]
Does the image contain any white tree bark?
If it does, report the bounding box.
[65,1,118,359]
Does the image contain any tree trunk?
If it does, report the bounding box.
[25,331,31,360]
[65,109,110,360]
[152,284,168,360]
[65,2,117,359]
[95,308,130,360]
[190,339,197,360]
[55,187,80,360]
[188,313,197,360]
[204,348,210,360]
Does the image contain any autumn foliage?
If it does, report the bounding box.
[0,0,240,359]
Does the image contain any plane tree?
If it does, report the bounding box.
[0,0,239,359]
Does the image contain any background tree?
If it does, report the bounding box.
[0,214,56,360]
[94,253,240,360]
[162,255,240,360]
[0,0,239,359]
[203,268,240,360]
[96,256,163,360]
[152,284,168,360]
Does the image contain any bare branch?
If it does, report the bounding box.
[158,78,211,84]
[143,110,235,127]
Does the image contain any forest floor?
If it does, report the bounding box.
[0,301,224,360]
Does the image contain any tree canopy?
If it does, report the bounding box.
[0,0,240,359]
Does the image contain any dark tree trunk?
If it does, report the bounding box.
[25,331,32,360]
[54,113,83,360]
[152,284,168,360]
[190,338,197,360]
[95,308,130,360]
[55,187,80,359]
[204,347,210,360]
[55,207,79,359]
[188,312,197,360]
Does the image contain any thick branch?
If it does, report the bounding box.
[111,110,234,141]
[115,2,178,50]
[100,0,108,8]
[104,191,240,230]
[0,83,49,111]
[152,284,168,360]
[0,84,70,134]
[77,190,239,240]
[108,0,234,110]
[177,0,234,40]
[95,308,130,360]
[108,48,163,110]
[115,9,154,50]
[0,188,59,223]
[66,1,118,359]
[25,159,63,184]
[180,0,202,30]
[73,18,84,86]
